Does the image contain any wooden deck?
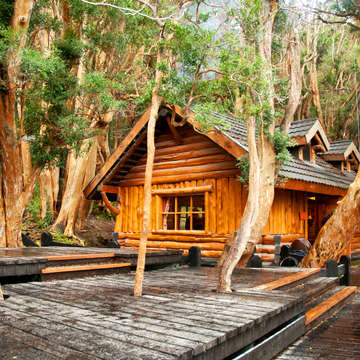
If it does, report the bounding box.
[275,264,360,360]
[276,292,360,360]
[0,267,305,360]
[0,247,183,280]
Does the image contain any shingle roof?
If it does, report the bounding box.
[287,118,317,138]
[279,156,355,189]
[323,140,353,155]
[210,113,354,189]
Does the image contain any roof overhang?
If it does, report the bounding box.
[344,142,360,163]
[279,179,347,197]
[84,104,247,200]
[305,120,330,151]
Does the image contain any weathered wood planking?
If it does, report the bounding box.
[1,267,304,360]
[276,293,360,360]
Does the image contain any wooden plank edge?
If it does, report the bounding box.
[47,253,116,261]
[254,269,321,291]
[41,262,132,274]
[233,316,305,360]
[0,285,3,301]
[305,286,357,326]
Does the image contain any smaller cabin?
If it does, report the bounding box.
[84,105,359,262]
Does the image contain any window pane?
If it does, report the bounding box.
[192,195,204,212]
[193,213,205,230]
[177,213,190,230]
[163,197,175,212]
[163,214,175,230]
[178,196,190,212]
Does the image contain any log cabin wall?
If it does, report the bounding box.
[112,121,308,257]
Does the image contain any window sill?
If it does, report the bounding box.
[152,230,209,236]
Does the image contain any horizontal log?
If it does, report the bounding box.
[351,237,360,243]
[351,242,360,250]
[151,185,213,195]
[117,232,228,243]
[126,161,236,180]
[261,234,303,245]
[182,249,223,258]
[129,154,232,173]
[155,140,212,157]
[155,134,203,148]
[256,245,275,254]
[257,253,275,262]
[120,169,241,186]
[137,147,225,165]
[124,239,225,251]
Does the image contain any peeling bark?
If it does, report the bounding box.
[301,169,360,267]
[217,0,279,293]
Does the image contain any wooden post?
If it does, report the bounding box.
[340,255,351,286]
[273,235,281,265]
[188,246,201,267]
[0,285,3,301]
[326,259,339,277]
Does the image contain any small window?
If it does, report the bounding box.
[161,194,205,231]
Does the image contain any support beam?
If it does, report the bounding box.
[166,116,183,144]
[100,191,120,215]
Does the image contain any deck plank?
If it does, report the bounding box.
[1,266,307,360]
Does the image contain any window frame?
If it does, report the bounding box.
[152,185,212,234]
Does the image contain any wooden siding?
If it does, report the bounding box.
[263,189,307,236]
[120,125,240,186]
[116,178,308,257]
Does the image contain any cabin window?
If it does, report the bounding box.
[161,195,205,231]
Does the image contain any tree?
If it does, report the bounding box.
[301,169,360,267]
[216,0,302,292]
[300,0,360,266]
[0,0,95,247]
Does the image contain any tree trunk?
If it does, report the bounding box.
[301,169,360,267]
[134,36,164,296]
[217,0,279,292]
[0,0,35,247]
[51,138,98,236]
[133,94,162,296]
[0,182,6,247]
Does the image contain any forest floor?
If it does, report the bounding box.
[22,215,115,248]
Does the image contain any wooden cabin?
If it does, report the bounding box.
[84,105,360,262]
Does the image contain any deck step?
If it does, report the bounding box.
[286,276,339,310]
[305,286,357,330]
[46,253,116,261]
[40,262,132,281]
[41,262,131,274]
[255,269,321,291]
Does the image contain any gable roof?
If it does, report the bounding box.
[84,105,355,199]
[322,140,360,163]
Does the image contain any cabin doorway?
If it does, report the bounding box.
[307,194,340,242]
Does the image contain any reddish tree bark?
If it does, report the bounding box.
[301,169,360,267]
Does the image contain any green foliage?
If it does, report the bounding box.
[272,130,293,164]
[26,184,54,230]
[21,49,90,167]
[0,0,14,27]
[237,156,250,183]
[55,37,84,63]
